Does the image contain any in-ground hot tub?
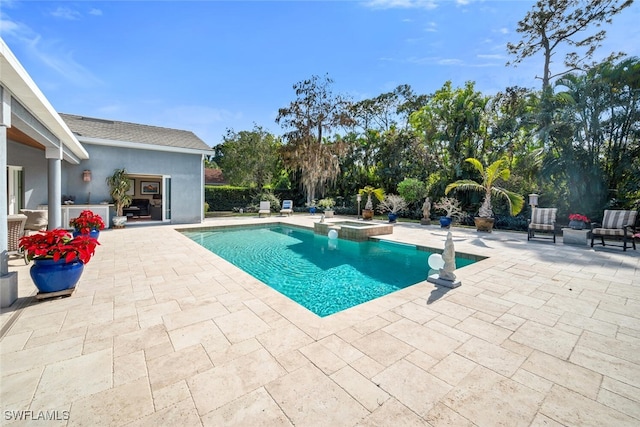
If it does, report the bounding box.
[314,220,393,241]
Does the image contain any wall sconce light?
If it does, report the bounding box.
[528,193,539,208]
[83,170,92,182]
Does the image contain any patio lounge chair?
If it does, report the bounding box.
[528,208,557,243]
[280,200,293,216]
[591,210,637,251]
[7,214,29,264]
[258,201,271,218]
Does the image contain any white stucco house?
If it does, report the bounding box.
[1,38,213,307]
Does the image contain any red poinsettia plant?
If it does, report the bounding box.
[19,229,99,264]
[569,213,590,223]
[69,210,105,234]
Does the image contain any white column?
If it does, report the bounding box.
[1,125,8,277]
[1,86,11,276]
[1,87,18,308]
[46,146,63,229]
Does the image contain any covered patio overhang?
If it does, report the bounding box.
[1,38,89,307]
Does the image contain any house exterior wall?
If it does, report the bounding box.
[6,141,50,208]
[65,144,203,224]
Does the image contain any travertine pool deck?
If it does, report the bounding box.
[1,216,639,426]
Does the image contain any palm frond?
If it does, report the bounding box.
[464,158,484,175]
[492,186,525,215]
[445,180,484,195]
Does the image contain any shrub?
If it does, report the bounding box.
[397,178,426,206]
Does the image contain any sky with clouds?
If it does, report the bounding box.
[1,0,638,147]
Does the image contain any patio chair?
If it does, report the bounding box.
[7,214,29,264]
[258,201,271,218]
[591,210,637,251]
[528,208,557,243]
[280,200,293,216]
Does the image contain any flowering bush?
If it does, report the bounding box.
[69,210,105,234]
[19,229,99,264]
[569,213,590,223]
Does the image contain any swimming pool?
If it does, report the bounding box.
[182,225,476,317]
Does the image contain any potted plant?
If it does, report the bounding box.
[106,168,132,228]
[317,197,336,218]
[359,186,385,220]
[568,213,590,230]
[306,200,317,215]
[433,197,464,228]
[19,229,99,294]
[377,194,408,223]
[70,210,106,239]
[445,158,524,232]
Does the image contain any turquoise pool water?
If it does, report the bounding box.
[182,225,475,317]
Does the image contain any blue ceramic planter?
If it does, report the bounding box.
[30,258,84,293]
[568,220,585,230]
[439,216,452,228]
[388,213,398,223]
[72,229,100,240]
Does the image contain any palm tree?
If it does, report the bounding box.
[106,168,132,217]
[445,158,524,218]
[358,185,385,210]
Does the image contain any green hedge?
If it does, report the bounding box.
[205,186,255,211]
[205,186,307,211]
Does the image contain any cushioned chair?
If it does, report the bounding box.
[528,208,557,243]
[7,214,29,264]
[20,209,48,232]
[258,201,271,218]
[591,210,637,251]
[280,200,293,216]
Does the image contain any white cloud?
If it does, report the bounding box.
[477,54,504,60]
[0,18,31,39]
[424,21,437,32]
[437,58,464,65]
[51,7,81,20]
[0,16,102,88]
[362,0,438,10]
[89,9,103,16]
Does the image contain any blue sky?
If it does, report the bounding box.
[1,0,638,147]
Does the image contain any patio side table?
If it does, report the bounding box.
[562,228,591,246]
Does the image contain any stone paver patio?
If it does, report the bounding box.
[1,215,639,426]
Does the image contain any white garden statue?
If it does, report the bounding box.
[438,231,456,281]
[427,231,461,288]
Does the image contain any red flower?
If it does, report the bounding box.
[69,210,105,235]
[569,213,590,223]
[19,229,99,264]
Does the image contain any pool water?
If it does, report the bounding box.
[183,225,475,317]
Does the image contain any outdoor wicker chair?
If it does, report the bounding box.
[7,214,29,264]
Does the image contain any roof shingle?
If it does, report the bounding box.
[60,113,212,151]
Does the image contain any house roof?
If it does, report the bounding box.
[59,113,213,152]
